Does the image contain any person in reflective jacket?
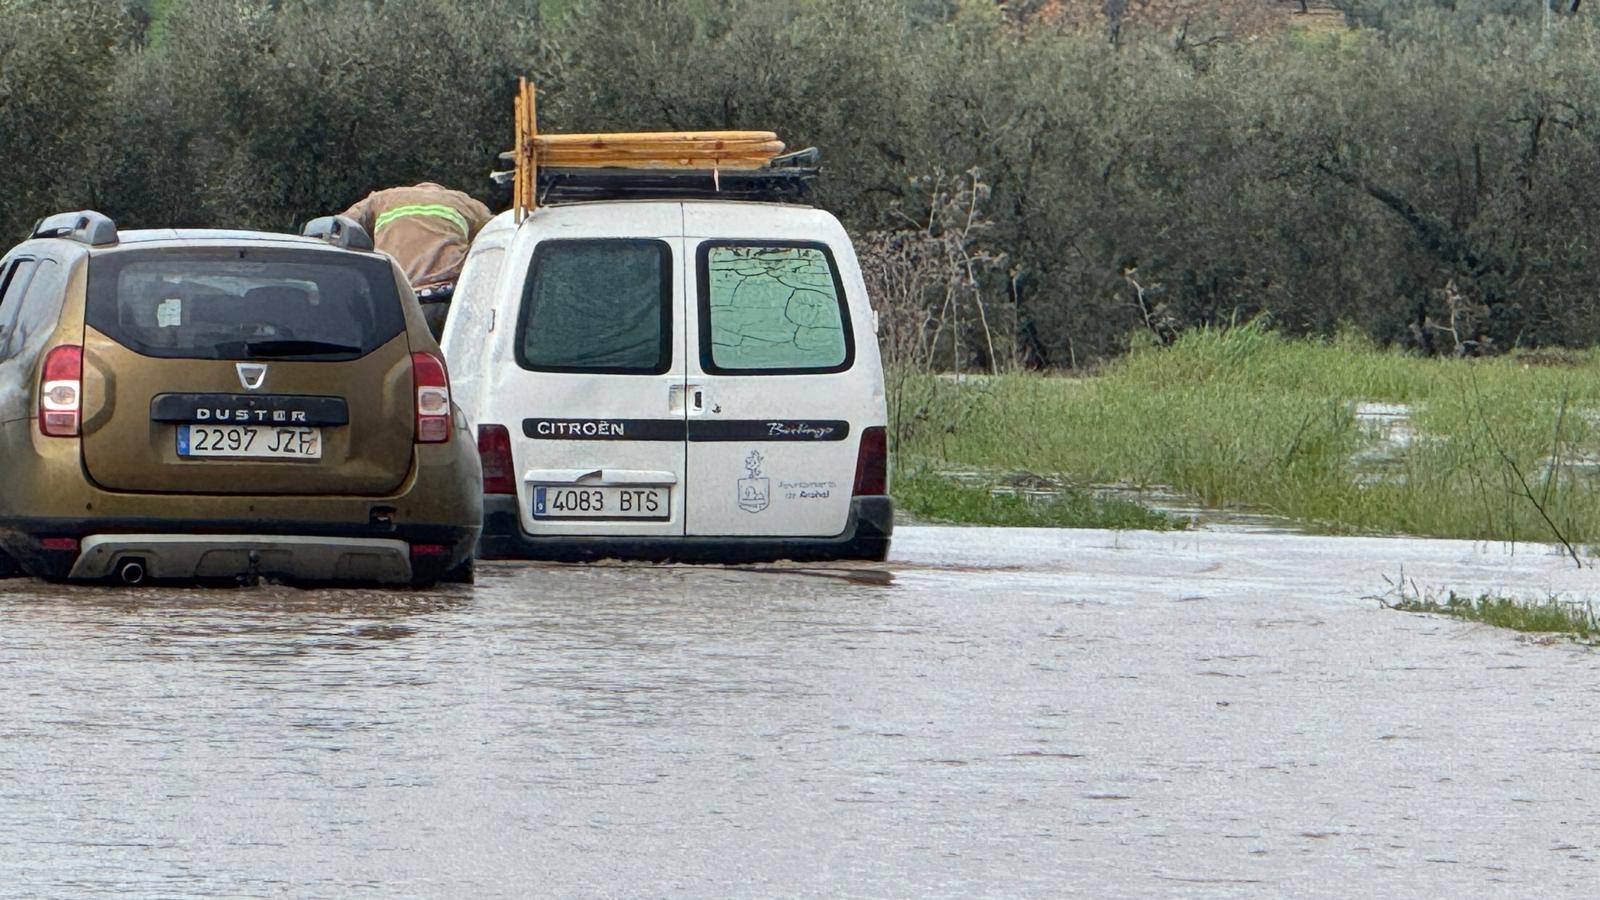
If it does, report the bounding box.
[341,183,493,337]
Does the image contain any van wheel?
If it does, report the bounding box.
[0,550,18,579]
[859,540,890,563]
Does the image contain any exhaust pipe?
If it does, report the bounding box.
[118,560,146,586]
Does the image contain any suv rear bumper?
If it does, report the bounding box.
[0,517,477,585]
[71,534,414,584]
[477,495,893,563]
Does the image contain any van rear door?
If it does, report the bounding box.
[494,217,688,538]
[682,222,876,538]
[80,245,415,496]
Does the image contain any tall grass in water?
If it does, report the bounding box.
[1379,577,1600,644]
[895,467,1185,530]
[892,322,1600,544]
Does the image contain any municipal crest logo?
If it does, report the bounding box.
[737,450,770,513]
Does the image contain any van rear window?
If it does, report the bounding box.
[697,242,853,375]
[87,247,405,360]
[516,239,672,374]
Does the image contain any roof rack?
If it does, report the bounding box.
[497,79,813,218]
[31,210,118,247]
[494,148,819,205]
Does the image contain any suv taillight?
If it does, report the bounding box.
[478,424,516,495]
[853,426,888,496]
[411,351,451,444]
[39,345,83,438]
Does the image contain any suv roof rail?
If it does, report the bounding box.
[302,215,375,252]
[31,210,118,247]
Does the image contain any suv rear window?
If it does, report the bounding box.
[86,247,405,360]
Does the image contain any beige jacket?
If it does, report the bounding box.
[340,184,494,289]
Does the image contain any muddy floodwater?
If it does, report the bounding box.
[2,527,1597,897]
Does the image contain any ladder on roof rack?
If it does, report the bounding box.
[501,78,815,218]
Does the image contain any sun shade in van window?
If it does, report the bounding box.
[516,239,672,374]
[86,248,405,360]
[698,242,853,374]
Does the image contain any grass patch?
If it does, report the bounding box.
[893,468,1186,530]
[891,321,1600,545]
[1380,582,1600,644]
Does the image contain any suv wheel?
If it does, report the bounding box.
[442,558,476,585]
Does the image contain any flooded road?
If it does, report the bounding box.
[2,526,1597,898]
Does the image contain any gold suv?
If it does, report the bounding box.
[0,211,482,586]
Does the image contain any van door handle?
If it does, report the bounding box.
[692,389,705,412]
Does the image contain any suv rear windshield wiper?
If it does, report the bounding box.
[214,339,365,358]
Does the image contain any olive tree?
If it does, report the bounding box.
[0,0,125,240]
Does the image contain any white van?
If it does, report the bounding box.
[441,196,891,562]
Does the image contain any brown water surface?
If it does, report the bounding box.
[1,528,1596,897]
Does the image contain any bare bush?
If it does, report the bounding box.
[1411,279,1493,357]
[859,168,1011,373]
[858,168,1012,451]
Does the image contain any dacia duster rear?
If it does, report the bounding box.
[0,211,482,586]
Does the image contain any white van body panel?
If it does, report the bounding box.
[444,200,888,551]
[440,212,514,426]
[455,204,687,538]
[680,205,885,537]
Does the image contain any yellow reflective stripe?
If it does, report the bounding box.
[373,204,471,236]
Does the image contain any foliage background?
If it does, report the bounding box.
[3,0,1600,366]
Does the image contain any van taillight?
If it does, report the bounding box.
[411,352,451,444]
[478,424,516,495]
[853,426,888,496]
[39,345,83,438]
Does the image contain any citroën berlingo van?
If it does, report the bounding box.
[441,99,890,562]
